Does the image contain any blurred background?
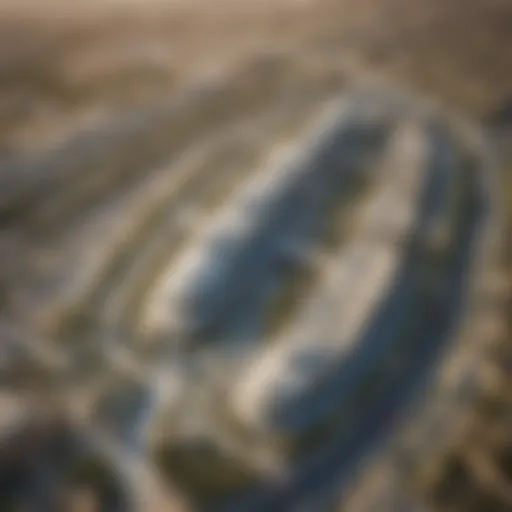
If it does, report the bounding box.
[0,1,511,511]
[1,0,511,155]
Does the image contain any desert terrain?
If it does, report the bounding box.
[0,1,511,511]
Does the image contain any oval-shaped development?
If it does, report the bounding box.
[144,93,485,510]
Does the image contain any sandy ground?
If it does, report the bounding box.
[0,1,511,511]
[0,0,511,153]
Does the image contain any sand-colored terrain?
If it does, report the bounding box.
[0,1,511,511]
